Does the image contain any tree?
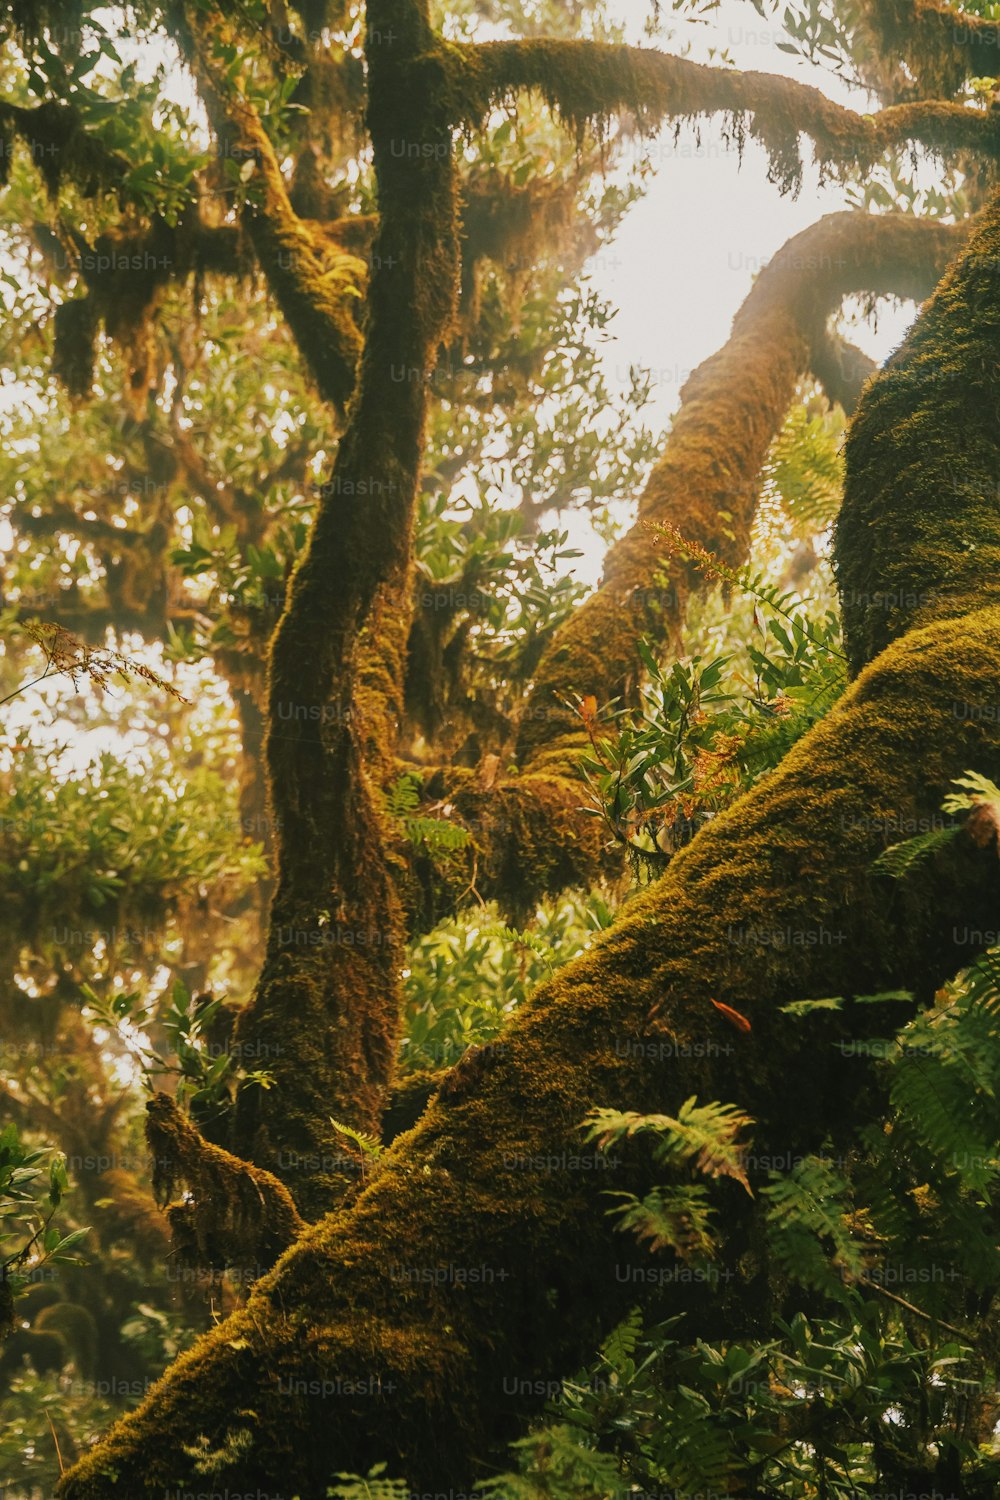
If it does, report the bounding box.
[0,0,999,1493]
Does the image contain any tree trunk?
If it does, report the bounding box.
[58,187,1000,1498]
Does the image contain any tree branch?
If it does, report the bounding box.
[449,39,1000,189]
[517,210,969,768]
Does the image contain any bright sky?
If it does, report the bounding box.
[593,0,914,423]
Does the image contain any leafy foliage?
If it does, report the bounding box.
[399,892,615,1073]
[577,576,845,865]
[0,1125,87,1315]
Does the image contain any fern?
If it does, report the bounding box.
[330,1118,384,1183]
[385,773,471,859]
[327,1465,410,1500]
[583,1099,754,1192]
[608,1184,719,1261]
[764,402,845,532]
[873,824,959,879]
[874,767,1000,880]
[763,1155,864,1296]
[599,1306,643,1367]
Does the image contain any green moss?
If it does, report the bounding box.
[447,39,1000,187]
[59,605,1000,1497]
[858,0,1000,100]
[519,212,963,770]
[148,1093,305,1270]
[836,189,1000,672]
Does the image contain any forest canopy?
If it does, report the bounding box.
[3,0,1000,1497]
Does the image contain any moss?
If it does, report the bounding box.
[858,0,1000,101]
[836,189,1000,672]
[382,1067,443,1143]
[176,3,367,416]
[147,1093,305,1272]
[810,331,877,415]
[189,0,465,1209]
[442,767,614,920]
[447,39,1000,186]
[518,212,965,767]
[0,98,128,198]
[59,604,1000,1498]
[93,1167,172,1265]
[51,293,100,398]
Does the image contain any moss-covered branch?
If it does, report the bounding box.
[517,211,968,769]
[57,160,1000,1500]
[58,603,1000,1495]
[858,0,1000,100]
[836,198,1000,672]
[171,1,366,416]
[449,38,1000,187]
[810,329,877,415]
[147,1093,304,1272]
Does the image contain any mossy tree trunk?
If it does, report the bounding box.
[178,0,464,1214]
[60,183,1000,1500]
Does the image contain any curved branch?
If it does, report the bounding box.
[449,39,1000,189]
[58,602,1000,1496]
[516,211,969,769]
[171,2,366,416]
[810,329,877,414]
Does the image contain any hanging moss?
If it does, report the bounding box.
[0,98,128,198]
[172,0,467,1212]
[147,1093,305,1273]
[858,0,1000,101]
[51,293,100,398]
[447,39,1000,188]
[836,190,1000,673]
[517,212,965,767]
[175,1,366,417]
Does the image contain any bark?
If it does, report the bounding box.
[59,187,1000,1500]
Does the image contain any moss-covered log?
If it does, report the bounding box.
[517,211,967,767]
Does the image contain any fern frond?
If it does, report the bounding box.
[583,1098,753,1192]
[873,825,959,879]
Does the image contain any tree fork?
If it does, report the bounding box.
[58,185,1000,1497]
[517,211,967,769]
